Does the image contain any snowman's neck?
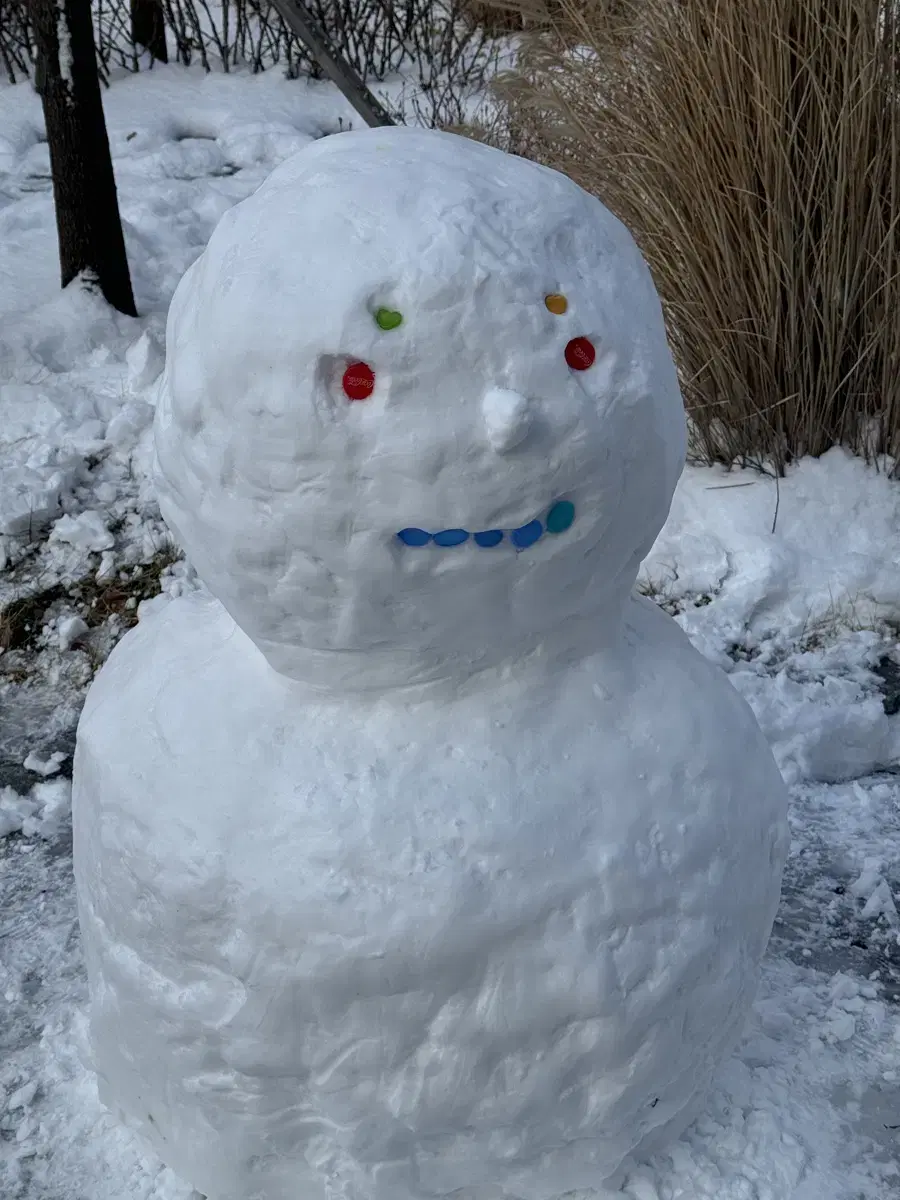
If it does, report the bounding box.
[256,596,630,700]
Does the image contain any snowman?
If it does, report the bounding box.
[73,128,788,1200]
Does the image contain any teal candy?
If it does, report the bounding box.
[546,500,575,534]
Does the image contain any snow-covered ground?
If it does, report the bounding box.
[1,65,899,1200]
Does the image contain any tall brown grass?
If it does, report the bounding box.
[481,0,900,472]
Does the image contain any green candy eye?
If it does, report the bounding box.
[375,307,403,331]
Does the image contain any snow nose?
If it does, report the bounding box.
[482,388,533,454]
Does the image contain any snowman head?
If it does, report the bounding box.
[155,128,686,691]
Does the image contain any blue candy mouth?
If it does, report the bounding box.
[398,500,575,550]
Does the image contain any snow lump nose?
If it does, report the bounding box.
[482,387,532,454]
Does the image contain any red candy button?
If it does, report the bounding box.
[342,361,376,400]
[565,337,596,371]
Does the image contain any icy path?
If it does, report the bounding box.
[1,67,899,1200]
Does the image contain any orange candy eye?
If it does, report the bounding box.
[342,361,376,400]
[545,293,568,315]
[565,337,596,371]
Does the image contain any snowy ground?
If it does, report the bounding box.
[1,66,900,1200]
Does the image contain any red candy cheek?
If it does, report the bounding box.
[565,337,596,371]
[342,361,376,400]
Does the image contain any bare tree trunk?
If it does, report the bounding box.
[266,0,395,127]
[30,0,137,317]
[131,0,168,62]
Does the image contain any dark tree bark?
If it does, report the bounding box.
[131,0,168,63]
[30,0,137,317]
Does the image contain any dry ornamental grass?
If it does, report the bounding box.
[479,0,900,473]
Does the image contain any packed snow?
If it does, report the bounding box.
[74,127,787,1198]
[154,128,688,689]
[0,64,898,1200]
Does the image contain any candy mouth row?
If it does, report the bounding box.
[397,500,575,549]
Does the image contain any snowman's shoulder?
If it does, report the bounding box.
[619,593,734,686]
[77,589,272,751]
[593,593,772,761]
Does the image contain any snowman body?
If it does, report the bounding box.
[73,128,789,1200]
